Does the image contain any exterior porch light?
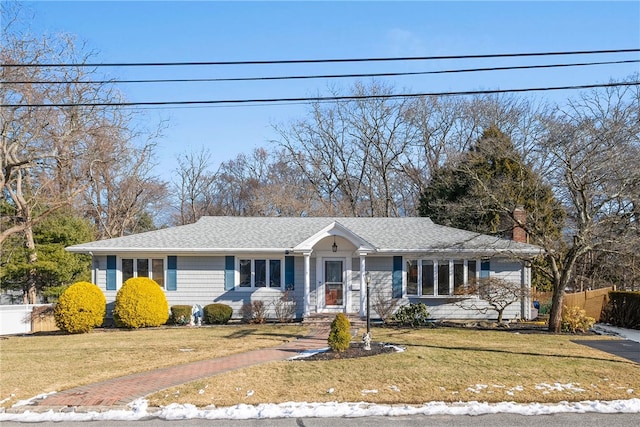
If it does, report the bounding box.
[332,236,337,252]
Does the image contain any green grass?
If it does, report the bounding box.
[1,325,638,409]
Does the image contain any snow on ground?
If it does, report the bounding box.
[593,324,640,343]
[1,324,638,422]
[1,398,639,422]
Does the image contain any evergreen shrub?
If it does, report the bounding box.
[170,305,193,325]
[113,277,169,328]
[54,281,106,333]
[203,303,233,324]
[392,303,431,328]
[602,291,640,329]
[328,313,351,352]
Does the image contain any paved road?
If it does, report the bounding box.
[2,413,639,426]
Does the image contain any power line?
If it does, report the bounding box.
[2,48,638,68]
[4,81,638,108]
[9,59,639,85]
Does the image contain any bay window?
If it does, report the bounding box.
[406,258,483,297]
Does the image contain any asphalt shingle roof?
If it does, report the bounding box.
[66,216,541,256]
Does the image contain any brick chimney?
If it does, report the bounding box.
[512,206,528,243]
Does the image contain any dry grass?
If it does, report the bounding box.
[0,324,306,408]
[147,327,640,407]
[2,325,638,410]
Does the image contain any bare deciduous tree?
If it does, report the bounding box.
[537,79,640,332]
[1,4,167,300]
[454,277,529,323]
[172,148,217,225]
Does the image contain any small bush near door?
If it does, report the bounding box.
[328,313,351,352]
[203,303,233,324]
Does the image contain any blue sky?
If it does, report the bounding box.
[20,1,640,181]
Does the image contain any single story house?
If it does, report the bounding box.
[66,216,542,321]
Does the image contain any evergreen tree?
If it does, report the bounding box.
[419,126,564,244]
[1,211,94,302]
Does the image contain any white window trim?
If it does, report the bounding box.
[406,258,481,298]
[236,257,284,289]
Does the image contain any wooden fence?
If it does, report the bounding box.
[563,287,614,322]
[0,304,59,335]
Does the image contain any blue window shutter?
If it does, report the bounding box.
[167,256,177,291]
[225,256,235,291]
[481,260,491,279]
[285,256,295,290]
[106,256,117,290]
[392,256,403,298]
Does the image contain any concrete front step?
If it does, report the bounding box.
[302,313,368,329]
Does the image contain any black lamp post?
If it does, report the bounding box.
[365,272,371,335]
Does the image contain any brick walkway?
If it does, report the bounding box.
[34,328,329,408]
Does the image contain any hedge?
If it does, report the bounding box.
[603,291,640,329]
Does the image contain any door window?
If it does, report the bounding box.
[325,260,343,306]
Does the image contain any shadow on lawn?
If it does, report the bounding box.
[403,341,636,365]
[224,325,306,341]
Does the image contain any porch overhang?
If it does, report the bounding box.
[292,221,376,253]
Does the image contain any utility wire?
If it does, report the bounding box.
[2,48,638,68]
[4,81,638,108]
[9,59,639,85]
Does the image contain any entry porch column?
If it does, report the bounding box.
[303,251,312,316]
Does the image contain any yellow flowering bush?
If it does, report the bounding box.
[113,277,169,328]
[561,305,595,333]
[54,281,106,333]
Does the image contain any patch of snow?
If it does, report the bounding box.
[535,383,585,393]
[287,347,330,360]
[2,399,640,422]
[467,384,489,393]
[11,392,56,408]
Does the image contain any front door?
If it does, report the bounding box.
[324,260,344,307]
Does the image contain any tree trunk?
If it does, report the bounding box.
[548,286,565,333]
[24,223,38,305]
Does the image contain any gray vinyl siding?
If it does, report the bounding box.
[350,258,361,314]
[92,253,528,322]
[170,256,224,306]
[363,257,525,321]
[363,257,395,319]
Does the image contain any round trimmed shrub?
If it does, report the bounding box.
[170,305,193,325]
[54,281,106,334]
[328,313,351,352]
[203,303,233,324]
[113,277,169,328]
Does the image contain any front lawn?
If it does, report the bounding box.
[147,327,640,407]
[1,325,638,409]
[0,324,306,408]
